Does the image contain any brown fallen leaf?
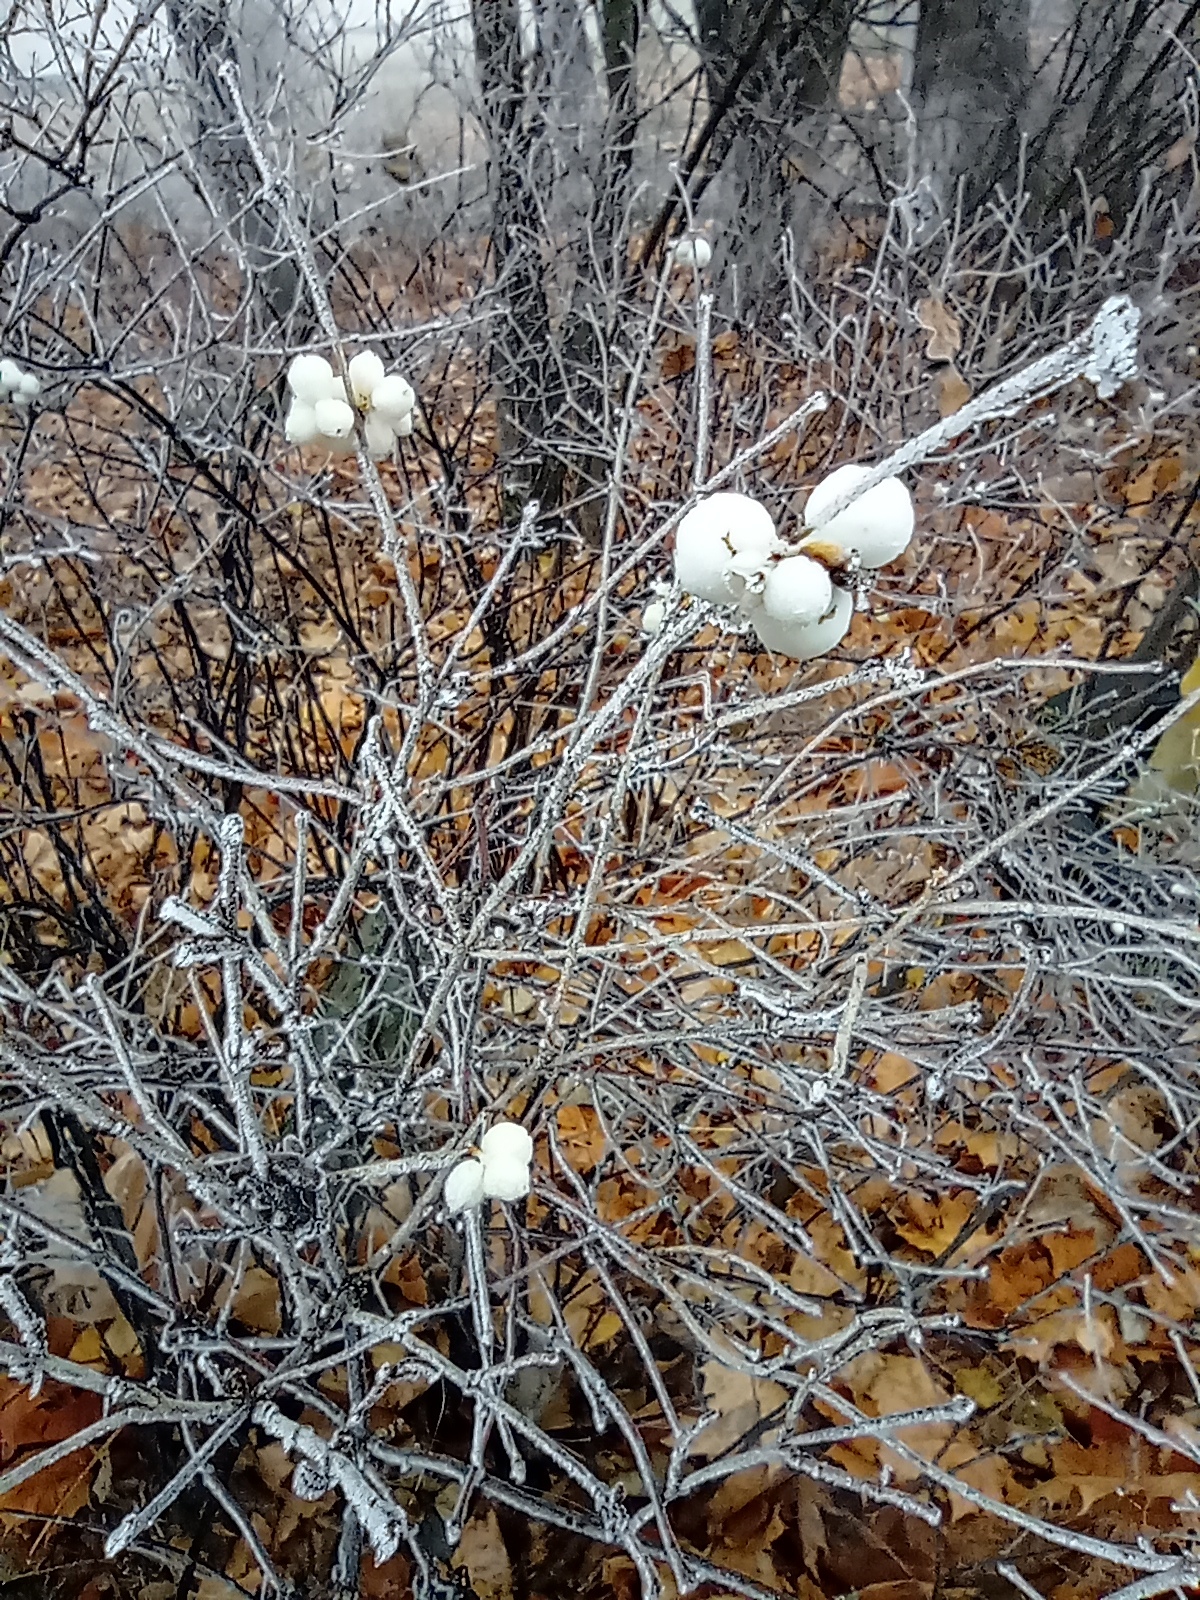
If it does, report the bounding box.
[453,1506,513,1600]
[1165,133,1197,171]
[916,296,962,361]
[691,1364,788,1458]
[937,364,973,418]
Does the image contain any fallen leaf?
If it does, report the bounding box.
[916,297,962,361]
[453,1506,513,1600]
[937,364,973,417]
[956,1366,1004,1410]
[691,1364,787,1458]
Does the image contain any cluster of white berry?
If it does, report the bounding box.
[0,358,40,408]
[445,1121,533,1213]
[668,464,914,659]
[671,235,712,270]
[284,350,416,458]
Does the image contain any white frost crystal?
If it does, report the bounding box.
[802,464,914,569]
[1084,293,1140,399]
[753,583,853,660]
[674,492,779,604]
[761,554,833,627]
[445,1159,487,1215]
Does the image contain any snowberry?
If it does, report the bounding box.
[753,583,853,660]
[364,412,397,459]
[674,492,779,604]
[371,373,416,427]
[287,353,337,404]
[445,1158,487,1214]
[285,347,415,454]
[802,464,914,569]
[761,554,833,627]
[313,396,355,439]
[480,1121,534,1168]
[284,402,322,445]
[642,598,666,636]
[348,350,385,403]
[0,359,39,408]
[672,236,712,269]
[481,1153,532,1202]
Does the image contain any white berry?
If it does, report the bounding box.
[672,237,712,269]
[480,1121,533,1168]
[481,1153,532,1202]
[287,353,337,404]
[314,396,355,439]
[761,554,833,627]
[445,1158,487,1214]
[674,492,778,604]
[371,374,416,426]
[348,350,385,403]
[803,464,914,568]
[642,598,666,636]
[753,583,853,660]
[364,412,397,458]
[284,401,322,445]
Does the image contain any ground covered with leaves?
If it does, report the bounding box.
[1,221,1200,1600]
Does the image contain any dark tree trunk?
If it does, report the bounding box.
[598,0,641,261]
[166,0,302,331]
[912,0,1031,227]
[691,0,858,313]
[470,0,566,518]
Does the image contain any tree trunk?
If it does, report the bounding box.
[692,0,857,313]
[470,0,566,519]
[166,0,302,332]
[912,0,1031,228]
[598,0,641,263]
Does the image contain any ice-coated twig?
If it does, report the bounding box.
[808,294,1142,528]
[252,1401,405,1564]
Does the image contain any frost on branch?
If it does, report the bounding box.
[1083,293,1141,399]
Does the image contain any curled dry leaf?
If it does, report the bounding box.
[915,296,962,362]
[937,364,973,418]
